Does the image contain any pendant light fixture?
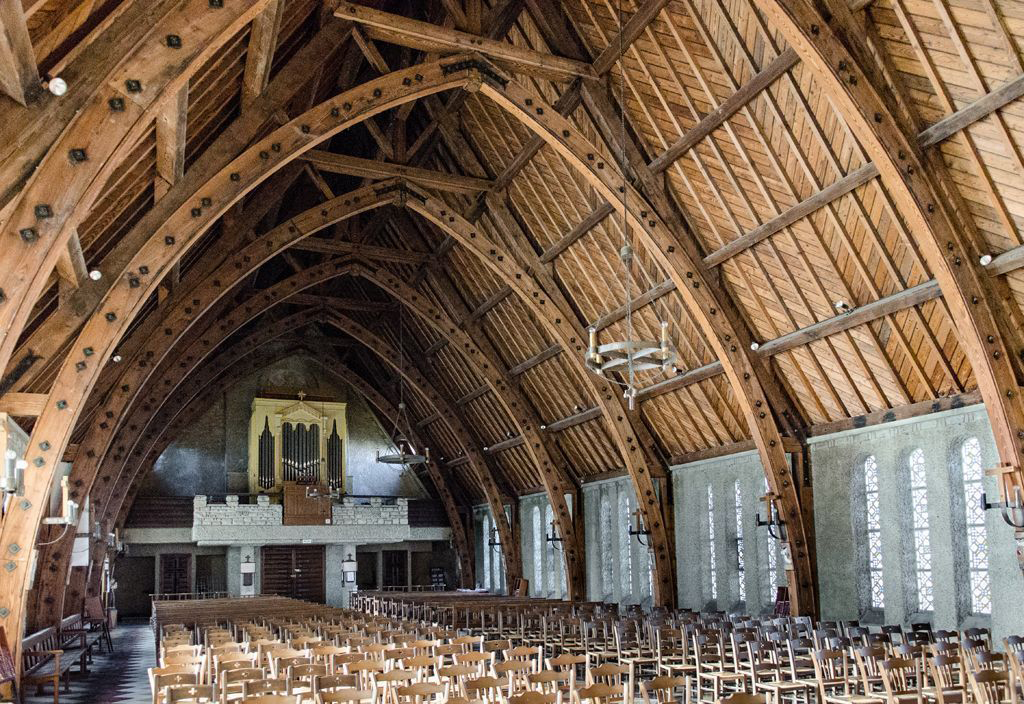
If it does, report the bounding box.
[584,0,676,410]
[377,308,429,465]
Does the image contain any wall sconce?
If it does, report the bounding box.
[488,525,502,554]
[981,464,1024,528]
[755,493,788,542]
[2,449,26,496]
[42,476,79,526]
[546,519,563,551]
[342,553,358,584]
[628,507,651,548]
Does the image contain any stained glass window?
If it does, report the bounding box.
[908,448,933,611]
[544,504,556,596]
[708,485,718,600]
[765,477,778,600]
[734,481,746,603]
[961,437,991,614]
[532,506,542,596]
[600,492,613,597]
[482,512,492,591]
[619,490,632,596]
[864,455,884,609]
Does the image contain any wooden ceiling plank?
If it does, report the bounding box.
[334,2,594,81]
[0,0,39,106]
[465,285,512,324]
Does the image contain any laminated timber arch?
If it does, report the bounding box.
[322,311,521,581]
[2,52,818,645]
[752,0,1024,553]
[2,19,353,393]
[0,55,487,653]
[0,0,272,373]
[39,307,478,625]
[30,180,525,625]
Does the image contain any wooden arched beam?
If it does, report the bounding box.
[0,0,272,373]
[472,81,815,612]
[55,340,313,622]
[297,349,475,588]
[30,307,329,625]
[3,20,353,393]
[349,261,583,599]
[3,57,482,647]
[751,0,1024,546]
[322,310,521,582]
[7,54,815,640]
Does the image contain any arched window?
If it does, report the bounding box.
[544,503,555,596]
[482,512,492,591]
[863,455,884,609]
[532,506,542,596]
[960,437,991,613]
[600,492,613,597]
[619,490,632,597]
[908,448,933,611]
[734,481,745,603]
[764,477,778,601]
[707,485,718,601]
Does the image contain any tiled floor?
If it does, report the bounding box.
[23,620,154,704]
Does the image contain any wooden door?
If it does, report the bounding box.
[159,553,190,595]
[261,545,325,603]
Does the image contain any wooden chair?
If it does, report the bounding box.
[316,688,376,704]
[238,696,300,704]
[924,655,964,704]
[376,668,417,704]
[241,678,291,698]
[575,682,627,704]
[639,675,688,703]
[164,684,218,703]
[496,659,536,696]
[511,692,562,704]
[810,648,881,704]
[220,667,266,702]
[716,695,766,704]
[969,669,1017,704]
[878,658,922,704]
[153,671,200,703]
[465,675,507,703]
[396,681,447,704]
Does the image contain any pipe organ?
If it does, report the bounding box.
[248,395,347,494]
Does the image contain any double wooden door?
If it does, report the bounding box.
[261,545,325,603]
[160,553,190,595]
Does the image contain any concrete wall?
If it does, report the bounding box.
[810,404,1024,642]
[671,452,782,614]
[581,477,653,607]
[143,355,426,498]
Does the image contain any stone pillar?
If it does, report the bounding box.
[376,550,384,589]
[326,544,358,607]
[406,549,413,589]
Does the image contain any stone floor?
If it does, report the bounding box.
[22,620,154,704]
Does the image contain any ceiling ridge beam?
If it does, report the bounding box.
[305,150,493,194]
[335,1,595,81]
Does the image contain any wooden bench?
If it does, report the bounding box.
[20,626,76,703]
[57,614,106,669]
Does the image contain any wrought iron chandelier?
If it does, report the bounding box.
[377,309,429,465]
[584,0,676,410]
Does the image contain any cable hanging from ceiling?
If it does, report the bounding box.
[377,307,429,465]
[585,0,676,411]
